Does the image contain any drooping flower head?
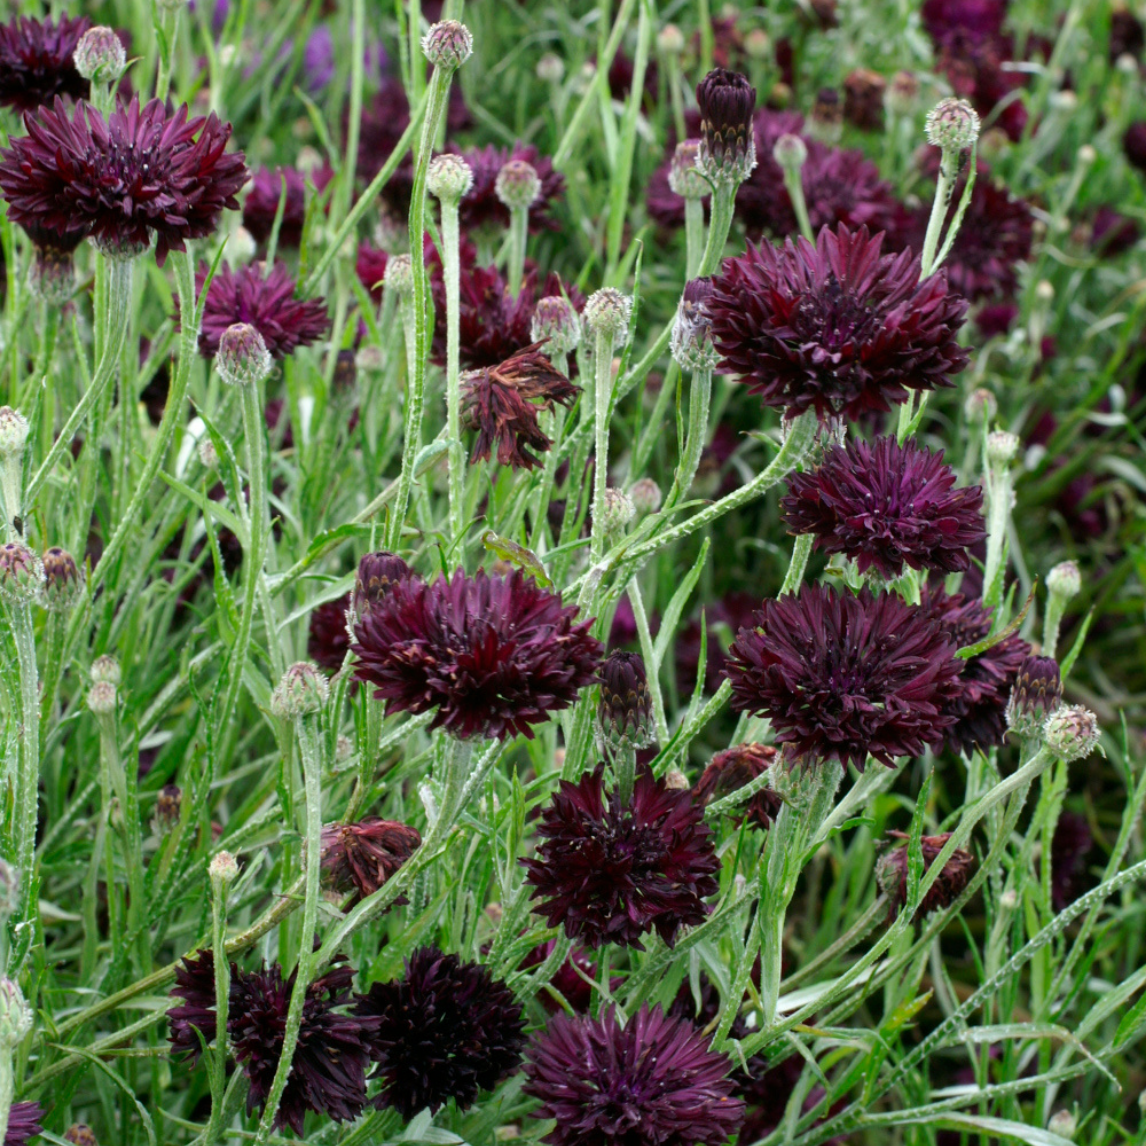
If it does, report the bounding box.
[461,344,579,471]
[354,947,525,1118]
[918,585,1030,756]
[0,14,90,112]
[709,225,969,422]
[523,1004,745,1146]
[877,830,975,919]
[352,569,602,741]
[522,764,719,949]
[320,818,422,903]
[188,261,329,358]
[724,585,963,770]
[0,97,248,263]
[693,742,783,831]
[230,961,374,1134]
[458,142,565,232]
[781,436,986,579]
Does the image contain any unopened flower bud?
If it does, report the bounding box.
[808,88,843,143]
[596,651,655,751]
[696,68,758,183]
[42,547,83,611]
[0,408,29,459]
[217,323,273,387]
[536,53,564,83]
[495,159,542,213]
[1047,1111,1076,1139]
[843,67,886,131]
[744,29,771,59]
[926,97,981,153]
[599,487,636,535]
[227,226,257,267]
[87,680,117,717]
[986,430,1019,465]
[1043,704,1101,762]
[772,132,807,171]
[531,296,582,356]
[30,243,76,303]
[657,24,685,54]
[0,859,18,921]
[352,551,413,622]
[385,253,414,296]
[0,979,31,1048]
[64,1125,98,1146]
[664,768,690,790]
[152,783,182,833]
[74,26,127,83]
[421,20,473,70]
[628,477,662,514]
[1006,655,1063,738]
[671,277,719,371]
[91,654,121,685]
[1034,279,1055,302]
[198,437,219,468]
[1047,560,1081,601]
[0,542,42,603]
[999,887,1018,909]
[427,153,474,203]
[270,661,329,718]
[964,387,997,422]
[209,850,239,886]
[1077,144,1096,167]
[668,140,707,200]
[886,70,919,116]
[584,288,632,346]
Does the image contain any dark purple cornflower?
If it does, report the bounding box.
[1050,811,1094,911]
[242,166,313,247]
[708,225,969,422]
[4,1102,44,1146]
[693,742,783,831]
[230,961,374,1134]
[0,14,90,112]
[307,593,351,671]
[354,947,525,1118]
[523,1004,745,1146]
[921,0,1007,45]
[188,261,329,359]
[169,948,223,1059]
[461,344,579,471]
[518,940,597,1014]
[0,96,248,264]
[522,764,719,949]
[919,585,1030,756]
[352,569,602,741]
[457,142,565,232]
[877,830,976,919]
[1125,122,1146,173]
[781,436,986,579]
[321,818,421,903]
[1089,206,1140,256]
[355,242,389,303]
[724,585,963,770]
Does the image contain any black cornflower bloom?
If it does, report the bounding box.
[354,947,525,1119]
[187,261,329,359]
[708,225,969,422]
[0,14,90,112]
[523,1004,745,1146]
[0,96,248,263]
[781,436,985,579]
[307,593,351,671]
[522,764,719,949]
[168,948,222,1060]
[462,344,579,471]
[4,1102,44,1146]
[351,569,602,741]
[724,585,963,770]
[320,818,422,903]
[230,962,374,1134]
[877,830,975,919]
[242,166,312,248]
[693,742,783,831]
[919,585,1030,756]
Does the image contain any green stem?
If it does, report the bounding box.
[204,873,232,1146]
[7,604,38,971]
[614,745,637,806]
[252,718,323,1144]
[982,463,1013,609]
[387,292,423,550]
[780,532,814,596]
[26,256,132,507]
[590,327,617,564]
[155,5,179,103]
[507,204,528,298]
[442,197,465,549]
[673,367,712,503]
[0,1050,13,1146]
[684,198,705,279]
[919,150,957,278]
[697,182,737,277]
[782,164,814,243]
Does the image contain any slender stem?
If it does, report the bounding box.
[782,164,814,243]
[982,463,1013,609]
[780,532,814,596]
[155,5,180,102]
[684,198,705,279]
[387,293,423,550]
[590,327,617,564]
[26,256,133,507]
[252,717,323,1144]
[614,745,637,806]
[674,367,712,502]
[7,604,38,971]
[507,204,529,298]
[697,181,737,277]
[0,1049,14,1146]
[442,197,465,548]
[204,877,232,1146]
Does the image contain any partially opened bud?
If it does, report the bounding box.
[217,323,273,387]
[64,1125,98,1146]
[599,487,636,535]
[1005,655,1063,738]
[1043,705,1101,762]
[385,254,414,297]
[0,542,42,604]
[657,24,685,54]
[531,296,582,356]
[74,26,127,83]
[209,850,239,887]
[926,97,981,153]
[670,277,719,371]
[352,551,413,621]
[628,477,662,515]
[596,651,654,751]
[877,831,975,920]
[696,67,758,183]
[42,547,83,611]
[668,140,707,200]
[422,20,473,69]
[152,783,182,833]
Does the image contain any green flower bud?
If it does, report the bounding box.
[270,661,329,719]
[74,26,127,83]
[584,288,632,346]
[495,159,541,212]
[91,655,121,686]
[0,979,32,1048]
[1043,704,1101,762]
[925,97,981,153]
[217,323,273,387]
[428,153,474,203]
[422,20,473,70]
